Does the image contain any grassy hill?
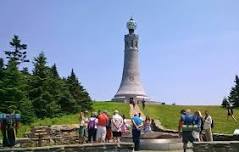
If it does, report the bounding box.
[141,104,239,134]
[1,102,238,139]
[18,102,129,137]
[1,102,130,138]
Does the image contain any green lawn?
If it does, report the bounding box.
[0,102,130,138]
[1,102,238,139]
[141,104,239,134]
[92,102,130,118]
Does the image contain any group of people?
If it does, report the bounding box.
[178,109,214,152]
[79,109,152,151]
[79,110,128,143]
[129,97,146,109]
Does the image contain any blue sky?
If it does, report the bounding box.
[1,0,239,105]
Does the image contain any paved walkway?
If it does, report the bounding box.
[128,104,191,152]
[129,104,145,118]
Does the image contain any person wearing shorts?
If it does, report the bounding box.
[96,111,108,142]
[178,109,195,152]
[111,110,123,143]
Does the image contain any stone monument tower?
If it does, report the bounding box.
[113,18,149,102]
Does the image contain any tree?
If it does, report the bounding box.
[4,35,29,65]
[0,60,22,111]
[0,58,4,70]
[21,67,30,75]
[221,97,228,107]
[29,53,61,118]
[57,81,77,113]
[66,69,92,112]
[0,58,4,79]
[1,36,93,121]
[0,60,35,123]
[32,52,47,78]
[50,64,60,79]
[228,75,239,107]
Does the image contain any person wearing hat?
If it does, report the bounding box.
[111,110,124,143]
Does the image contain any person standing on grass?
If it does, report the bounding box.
[227,102,237,122]
[178,109,195,152]
[132,113,143,151]
[96,111,108,143]
[129,97,133,104]
[203,110,213,141]
[111,110,124,143]
[142,99,146,110]
[87,112,97,143]
[133,101,136,109]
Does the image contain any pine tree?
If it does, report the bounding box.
[18,97,35,124]
[0,60,22,112]
[32,52,47,78]
[0,58,4,69]
[228,75,239,107]
[66,69,92,112]
[30,52,61,118]
[0,60,35,123]
[57,80,77,113]
[21,67,30,75]
[0,58,4,80]
[50,64,60,79]
[4,35,29,65]
[221,97,228,107]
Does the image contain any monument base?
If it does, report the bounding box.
[112,94,150,103]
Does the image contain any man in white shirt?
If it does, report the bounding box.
[111,110,123,143]
[203,110,213,141]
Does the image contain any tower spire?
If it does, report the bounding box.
[113,18,149,102]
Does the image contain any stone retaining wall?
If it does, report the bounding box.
[193,141,239,152]
[213,133,239,141]
[0,143,134,152]
[152,119,239,141]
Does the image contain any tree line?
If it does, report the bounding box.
[0,35,92,124]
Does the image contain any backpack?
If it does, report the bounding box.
[182,114,194,125]
[88,118,96,129]
[98,114,108,126]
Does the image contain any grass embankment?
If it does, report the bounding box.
[141,104,239,134]
[0,102,129,138]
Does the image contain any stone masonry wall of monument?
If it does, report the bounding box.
[113,18,148,101]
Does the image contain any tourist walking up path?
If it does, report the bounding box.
[129,104,145,119]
